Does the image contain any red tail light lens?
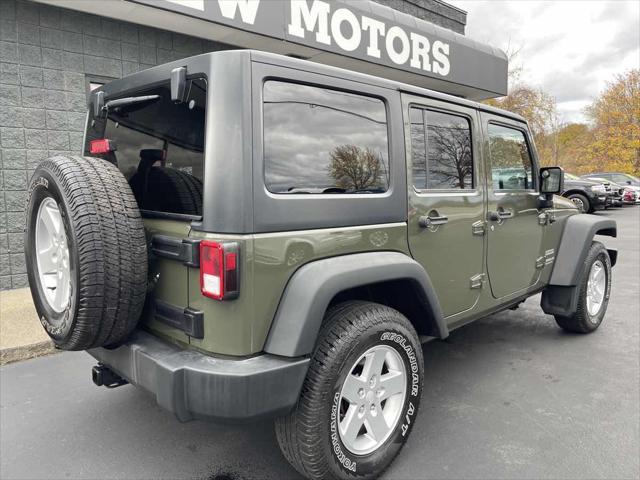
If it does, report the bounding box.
[200,241,239,300]
[89,138,116,154]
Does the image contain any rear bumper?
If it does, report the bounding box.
[88,331,309,423]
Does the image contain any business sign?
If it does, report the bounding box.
[132,0,508,98]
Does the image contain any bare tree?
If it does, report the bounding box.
[428,125,472,188]
[328,145,385,190]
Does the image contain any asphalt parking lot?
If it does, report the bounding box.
[1,207,638,480]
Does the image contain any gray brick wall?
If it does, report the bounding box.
[0,0,464,290]
[378,0,466,34]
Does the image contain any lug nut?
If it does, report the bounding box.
[358,388,365,398]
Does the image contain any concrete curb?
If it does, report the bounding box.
[0,341,59,366]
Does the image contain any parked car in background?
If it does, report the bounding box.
[563,173,608,213]
[622,187,639,204]
[581,175,624,207]
[590,172,640,204]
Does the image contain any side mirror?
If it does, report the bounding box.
[171,66,187,103]
[540,166,564,195]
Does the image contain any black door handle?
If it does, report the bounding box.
[419,214,449,228]
[488,209,514,221]
[498,209,514,219]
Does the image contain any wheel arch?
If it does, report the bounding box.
[541,215,616,317]
[563,189,590,199]
[263,252,448,357]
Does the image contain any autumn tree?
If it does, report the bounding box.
[554,123,592,174]
[584,69,640,174]
[328,145,386,190]
[483,44,559,166]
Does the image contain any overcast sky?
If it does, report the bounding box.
[448,1,640,123]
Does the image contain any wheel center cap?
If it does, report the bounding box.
[366,390,375,403]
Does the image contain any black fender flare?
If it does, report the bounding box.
[541,214,616,317]
[263,252,447,357]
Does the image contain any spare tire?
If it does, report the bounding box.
[25,155,148,350]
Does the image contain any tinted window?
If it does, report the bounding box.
[611,174,638,185]
[488,124,535,191]
[410,108,473,190]
[87,79,206,216]
[263,81,389,194]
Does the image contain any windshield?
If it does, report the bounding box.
[85,79,207,217]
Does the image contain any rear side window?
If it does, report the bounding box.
[488,123,535,191]
[410,107,473,190]
[86,78,206,217]
[263,81,390,194]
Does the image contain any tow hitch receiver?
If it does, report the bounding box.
[92,364,128,388]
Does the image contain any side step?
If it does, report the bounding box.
[92,364,128,389]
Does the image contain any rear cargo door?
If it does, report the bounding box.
[88,78,207,344]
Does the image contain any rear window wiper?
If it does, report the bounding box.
[103,94,161,114]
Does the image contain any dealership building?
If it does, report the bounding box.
[0,0,507,290]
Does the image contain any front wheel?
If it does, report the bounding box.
[554,241,611,333]
[567,193,591,213]
[276,301,424,480]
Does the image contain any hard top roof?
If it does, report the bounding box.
[248,50,526,124]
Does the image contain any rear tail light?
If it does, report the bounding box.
[199,241,239,300]
[89,138,116,154]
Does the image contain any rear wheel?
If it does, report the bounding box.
[25,155,147,350]
[275,301,424,480]
[554,241,611,333]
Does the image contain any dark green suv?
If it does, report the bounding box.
[25,51,617,480]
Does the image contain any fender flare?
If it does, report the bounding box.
[549,215,616,286]
[263,252,447,357]
[541,214,616,317]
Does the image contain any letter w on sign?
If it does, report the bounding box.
[218,0,261,24]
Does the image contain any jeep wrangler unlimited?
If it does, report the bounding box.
[25,50,617,480]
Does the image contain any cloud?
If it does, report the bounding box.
[449,0,640,122]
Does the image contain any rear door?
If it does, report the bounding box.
[404,94,485,317]
[481,114,545,299]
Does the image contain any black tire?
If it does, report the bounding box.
[25,155,148,350]
[130,166,203,216]
[275,301,424,480]
[567,193,593,213]
[567,193,591,213]
[554,241,611,334]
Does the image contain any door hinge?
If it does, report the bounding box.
[536,249,555,269]
[470,273,485,289]
[544,249,555,266]
[538,211,557,225]
[538,212,548,225]
[471,220,486,236]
